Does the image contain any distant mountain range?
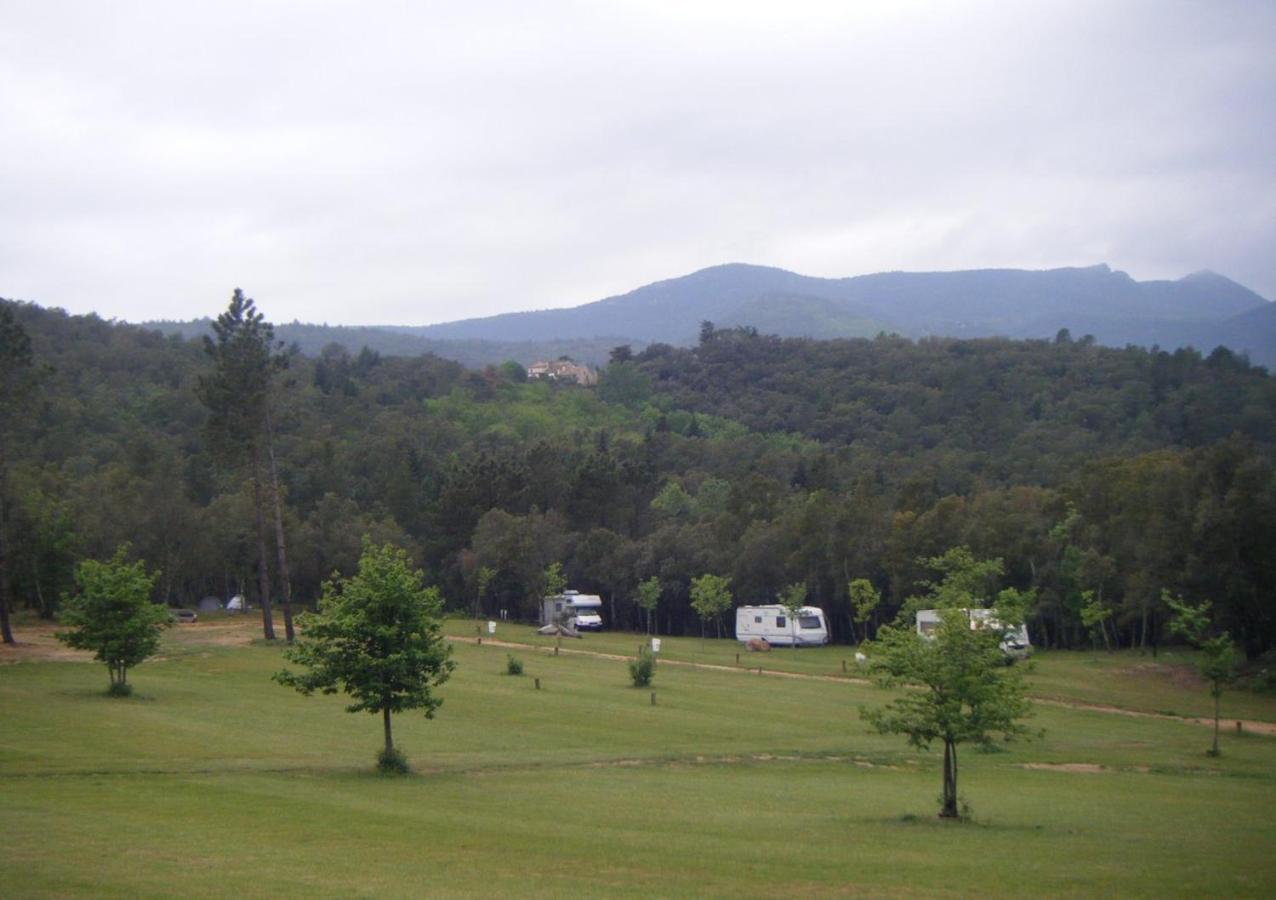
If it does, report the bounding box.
[147,263,1275,368]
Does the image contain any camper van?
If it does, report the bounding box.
[914,608,1032,659]
[541,591,604,631]
[735,605,830,647]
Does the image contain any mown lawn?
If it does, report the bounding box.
[3,619,1274,897]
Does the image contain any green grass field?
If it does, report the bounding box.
[3,617,1275,897]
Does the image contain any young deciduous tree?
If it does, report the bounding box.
[274,542,454,772]
[690,573,732,643]
[777,582,807,650]
[55,547,167,695]
[848,578,881,644]
[861,608,1033,819]
[636,576,661,635]
[1165,590,1238,756]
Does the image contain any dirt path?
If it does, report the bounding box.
[452,635,1276,736]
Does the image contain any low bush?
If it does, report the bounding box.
[376,747,411,775]
[629,648,656,687]
[506,655,524,676]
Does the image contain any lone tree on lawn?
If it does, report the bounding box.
[861,608,1032,819]
[861,548,1033,819]
[197,289,294,642]
[56,547,167,696]
[690,573,732,645]
[275,541,454,772]
[1165,590,1238,757]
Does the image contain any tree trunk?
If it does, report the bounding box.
[383,707,394,754]
[940,738,959,819]
[1211,688,1221,756]
[251,446,276,641]
[264,410,294,642]
[0,462,14,644]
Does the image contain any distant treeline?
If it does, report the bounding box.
[4,303,1274,657]
[144,317,629,368]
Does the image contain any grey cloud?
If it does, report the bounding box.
[2,1,1273,325]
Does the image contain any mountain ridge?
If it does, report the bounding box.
[396,261,1270,350]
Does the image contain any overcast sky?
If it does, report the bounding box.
[3,0,1273,326]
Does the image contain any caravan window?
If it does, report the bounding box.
[775,616,786,628]
[754,615,762,623]
[799,615,822,630]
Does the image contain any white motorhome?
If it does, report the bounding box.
[915,608,1032,659]
[541,591,604,631]
[735,605,830,647]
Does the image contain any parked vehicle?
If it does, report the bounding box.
[540,590,604,631]
[171,608,198,624]
[735,605,830,647]
[914,608,1032,659]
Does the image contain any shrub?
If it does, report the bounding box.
[376,747,411,775]
[629,648,656,687]
[506,654,524,676]
[106,682,133,698]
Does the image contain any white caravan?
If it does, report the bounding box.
[914,608,1032,659]
[735,605,830,647]
[541,590,604,631]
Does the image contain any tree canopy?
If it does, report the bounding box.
[275,541,454,770]
[55,547,166,695]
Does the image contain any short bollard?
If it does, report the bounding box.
[554,646,559,656]
[736,652,740,665]
[534,678,541,690]
[650,692,656,706]
[1237,721,1243,735]
[842,659,847,673]
[477,637,482,646]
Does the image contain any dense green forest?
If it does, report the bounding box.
[3,299,1274,658]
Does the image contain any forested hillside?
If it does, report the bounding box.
[4,300,1275,658]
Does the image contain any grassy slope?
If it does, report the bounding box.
[446,618,1276,723]
[3,620,1275,897]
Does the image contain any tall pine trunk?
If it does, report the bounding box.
[0,462,14,644]
[383,707,394,754]
[251,446,276,641]
[265,408,294,642]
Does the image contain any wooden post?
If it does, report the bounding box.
[842,659,847,673]
[1237,721,1243,735]
[735,652,740,665]
[650,691,656,706]
[477,636,482,646]
[534,678,541,690]
[554,646,559,656]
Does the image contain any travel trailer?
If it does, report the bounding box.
[735,605,830,647]
[914,608,1032,659]
[540,590,604,631]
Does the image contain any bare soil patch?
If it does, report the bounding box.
[0,623,92,663]
[1113,662,1205,691]
[1023,763,1107,774]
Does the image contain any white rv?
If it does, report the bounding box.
[541,590,604,631]
[735,605,830,647]
[914,608,1032,659]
